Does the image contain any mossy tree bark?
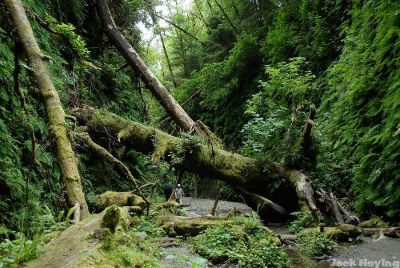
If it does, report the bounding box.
[5,0,89,219]
[74,107,317,221]
[96,0,206,137]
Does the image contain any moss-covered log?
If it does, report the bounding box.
[5,0,89,219]
[299,224,362,242]
[157,215,231,236]
[74,108,316,220]
[95,191,146,211]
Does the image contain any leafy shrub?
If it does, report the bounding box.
[288,211,315,234]
[0,235,43,267]
[131,215,165,237]
[296,232,338,257]
[45,14,90,59]
[235,239,289,268]
[241,57,316,164]
[192,222,288,267]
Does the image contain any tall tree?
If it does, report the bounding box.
[5,0,89,219]
[148,8,178,88]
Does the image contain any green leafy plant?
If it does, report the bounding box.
[131,215,165,237]
[99,229,161,268]
[240,57,316,163]
[0,234,43,267]
[288,210,315,234]
[191,222,288,267]
[296,232,338,257]
[45,14,90,59]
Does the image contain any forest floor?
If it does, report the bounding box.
[330,237,400,267]
[157,197,252,268]
[22,197,400,268]
[182,197,400,268]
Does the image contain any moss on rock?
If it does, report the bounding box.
[100,205,132,233]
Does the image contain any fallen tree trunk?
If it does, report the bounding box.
[96,0,207,137]
[74,107,317,220]
[157,215,231,236]
[280,226,400,242]
[5,0,89,219]
[361,227,400,238]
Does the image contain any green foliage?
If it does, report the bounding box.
[173,33,262,146]
[0,24,62,233]
[44,14,90,59]
[131,215,165,237]
[241,57,316,164]
[191,219,288,267]
[263,0,349,72]
[319,0,400,219]
[288,211,316,234]
[0,235,43,267]
[296,232,338,257]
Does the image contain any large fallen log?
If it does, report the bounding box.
[157,215,232,237]
[74,107,317,220]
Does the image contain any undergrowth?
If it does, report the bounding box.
[288,210,316,234]
[0,205,76,267]
[296,231,338,257]
[191,216,289,267]
[99,229,161,268]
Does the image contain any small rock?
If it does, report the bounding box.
[136,231,147,239]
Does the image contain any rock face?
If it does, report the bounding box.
[95,191,146,211]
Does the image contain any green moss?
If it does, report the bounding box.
[359,216,389,228]
[300,224,361,242]
[101,205,121,233]
[95,191,145,211]
[99,229,161,268]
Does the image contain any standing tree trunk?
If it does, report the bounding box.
[96,0,206,137]
[149,10,178,88]
[213,0,239,35]
[5,0,89,220]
